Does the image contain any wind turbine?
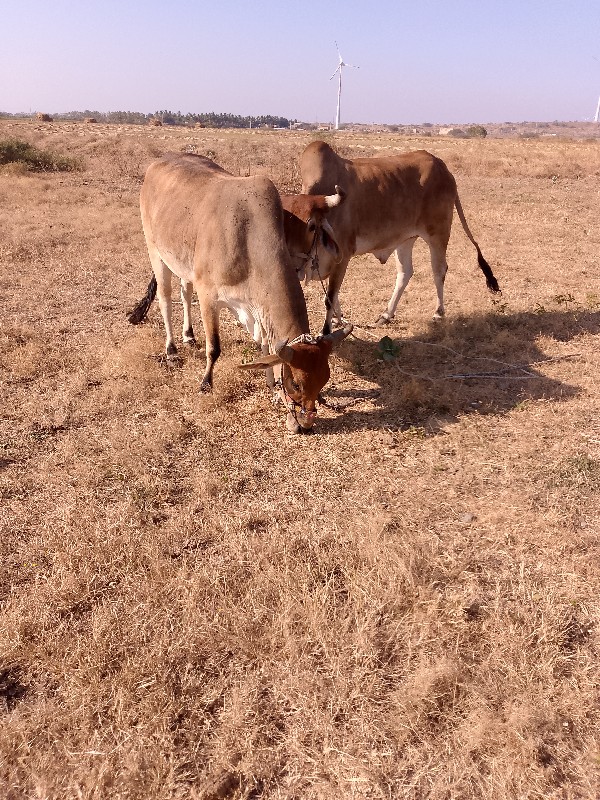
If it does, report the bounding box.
[330,42,359,130]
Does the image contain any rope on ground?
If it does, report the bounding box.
[346,327,583,382]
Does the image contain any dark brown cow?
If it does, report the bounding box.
[300,140,501,334]
[127,153,352,433]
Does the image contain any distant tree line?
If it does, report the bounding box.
[154,111,295,128]
[0,110,296,128]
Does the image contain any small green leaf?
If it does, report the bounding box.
[377,336,400,361]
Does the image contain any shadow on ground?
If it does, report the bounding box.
[318,309,599,434]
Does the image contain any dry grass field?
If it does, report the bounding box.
[1,120,599,799]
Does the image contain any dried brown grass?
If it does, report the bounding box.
[1,120,599,799]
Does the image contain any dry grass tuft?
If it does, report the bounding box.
[1,120,599,799]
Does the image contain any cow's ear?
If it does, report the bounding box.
[320,220,341,261]
[238,353,282,370]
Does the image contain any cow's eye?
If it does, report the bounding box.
[285,374,300,393]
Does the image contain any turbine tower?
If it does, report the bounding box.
[593,57,600,123]
[330,42,359,130]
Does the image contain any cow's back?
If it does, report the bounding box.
[141,154,290,289]
[301,144,457,254]
[140,154,226,279]
[350,151,456,238]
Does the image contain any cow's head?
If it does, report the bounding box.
[281,186,345,284]
[239,325,353,432]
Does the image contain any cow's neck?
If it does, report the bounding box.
[260,302,308,350]
[256,270,310,350]
[226,295,307,353]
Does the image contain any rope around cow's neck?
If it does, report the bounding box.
[295,228,329,301]
[310,230,330,300]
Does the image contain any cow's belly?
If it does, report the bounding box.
[219,295,263,344]
[157,246,196,285]
[355,236,376,255]
[355,231,417,257]
[354,235,404,260]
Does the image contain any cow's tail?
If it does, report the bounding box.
[454,194,501,294]
[127,275,157,324]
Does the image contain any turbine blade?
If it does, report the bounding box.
[329,67,340,80]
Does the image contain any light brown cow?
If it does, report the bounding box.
[127,153,352,433]
[300,141,501,334]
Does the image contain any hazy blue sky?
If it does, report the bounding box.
[2,0,599,124]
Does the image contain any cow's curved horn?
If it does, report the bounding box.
[275,339,295,364]
[325,184,346,208]
[322,324,353,347]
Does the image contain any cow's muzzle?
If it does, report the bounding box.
[286,408,317,433]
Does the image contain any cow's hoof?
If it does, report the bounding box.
[184,338,198,349]
[375,315,391,326]
[166,354,183,368]
[432,312,445,321]
[199,380,212,393]
[286,414,302,434]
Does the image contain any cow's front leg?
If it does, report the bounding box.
[270,363,284,405]
[331,294,349,328]
[322,260,349,335]
[261,338,276,391]
[197,292,221,391]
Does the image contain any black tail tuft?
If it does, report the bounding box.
[477,250,501,294]
[127,276,157,324]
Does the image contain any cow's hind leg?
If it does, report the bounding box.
[428,239,449,320]
[197,290,221,392]
[376,238,416,325]
[147,245,178,359]
[181,280,196,345]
